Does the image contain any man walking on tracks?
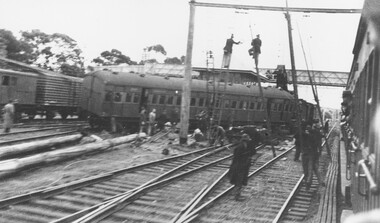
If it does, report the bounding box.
[304,124,325,189]
[222,34,241,68]
[2,100,15,133]
[228,134,256,201]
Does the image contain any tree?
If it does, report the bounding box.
[0,29,34,63]
[20,29,85,77]
[92,49,137,66]
[164,57,183,65]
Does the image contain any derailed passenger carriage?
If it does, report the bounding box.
[80,70,298,132]
[342,0,380,214]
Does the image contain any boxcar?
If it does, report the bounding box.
[0,68,82,119]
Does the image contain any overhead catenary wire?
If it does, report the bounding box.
[295,19,332,157]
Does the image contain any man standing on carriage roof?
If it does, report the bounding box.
[251,34,262,67]
[222,34,241,69]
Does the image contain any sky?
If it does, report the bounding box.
[0,0,364,108]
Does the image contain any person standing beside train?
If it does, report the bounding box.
[228,134,256,201]
[2,100,15,133]
[148,108,156,136]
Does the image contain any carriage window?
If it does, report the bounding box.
[133,93,140,103]
[239,101,244,109]
[273,104,278,111]
[278,104,283,111]
[231,101,237,109]
[10,77,17,85]
[105,91,113,102]
[159,95,166,104]
[2,76,10,86]
[249,102,255,110]
[257,102,262,110]
[224,100,230,108]
[167,96,174,105]
[125,92,132,102]
[199,98,205,107]
[284,104,289,112]
[190,98,196,106]
[152,94,158,104]
[176,96,181,105]
[114,92,122,102]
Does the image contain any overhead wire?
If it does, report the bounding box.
[295,19,318,101]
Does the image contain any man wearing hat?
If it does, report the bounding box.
[227,133,257,200]
[222,34,241,68]
[251,34,262,67]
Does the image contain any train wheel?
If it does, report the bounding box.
[27,112,36,120]
[60,112,68,120]
[46,111,55,120]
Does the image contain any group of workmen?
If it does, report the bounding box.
[294,122,328,189]
[138,107,180,136]
[222,33,262,68]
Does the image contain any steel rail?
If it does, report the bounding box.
[56,149,235,223]
[272,174,305,223]
[176,146,295,223]
[0,125,86,136]
[0,145,229,209]
[0,130,78,147]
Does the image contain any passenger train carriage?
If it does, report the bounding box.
[80,70,316,132]
[343,0,380,214]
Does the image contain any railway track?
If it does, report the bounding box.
[0,125,87,137]
[0,138,312,223]
[0,130,80,147]
[0,144,236,222]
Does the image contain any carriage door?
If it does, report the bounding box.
[139,88,149,111]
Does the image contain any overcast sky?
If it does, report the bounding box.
[0,0,364,108]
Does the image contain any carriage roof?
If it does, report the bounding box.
[88,70,294,100]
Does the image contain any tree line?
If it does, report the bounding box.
[0,29,185,77]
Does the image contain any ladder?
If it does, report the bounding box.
[206,51,230,145]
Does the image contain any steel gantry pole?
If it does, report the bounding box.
[179,0,196,144]
[285,0,304,155]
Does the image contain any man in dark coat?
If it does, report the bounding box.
[305,124,325,188]
[251,34,262,67]
[303,124,325,189]
[222,34,241,68]
[228,134,256,200]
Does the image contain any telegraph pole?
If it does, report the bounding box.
[285,0,304,151]
[179,0,196,144]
